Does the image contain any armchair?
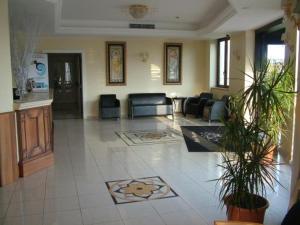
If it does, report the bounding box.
[183,92,213,117]
[99,94,120,119]
[203,95,230,122]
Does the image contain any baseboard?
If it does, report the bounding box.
[19,152,54,177]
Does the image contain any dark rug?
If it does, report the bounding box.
[180,126,224,152]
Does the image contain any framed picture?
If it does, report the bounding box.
[106,42,126,86]
[164,43,182,85]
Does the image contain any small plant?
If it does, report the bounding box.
[216,60,295,221]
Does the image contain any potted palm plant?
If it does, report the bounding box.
[216,60,295,223]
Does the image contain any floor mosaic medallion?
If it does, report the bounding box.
[116,128,182,146]
[105,176,178,204]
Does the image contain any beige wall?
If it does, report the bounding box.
[38,37,209,118]
[229,32,247,94]
[0,0,13,113]
[285,0,300,206]
[281,12,298,162]
[208,31,255,98]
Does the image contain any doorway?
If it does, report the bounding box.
[48,53,83,119]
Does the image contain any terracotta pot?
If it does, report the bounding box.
[225,195,269,223]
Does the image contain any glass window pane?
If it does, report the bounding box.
[65,62,72,83]
[267,44,285,64]
[227,40,230,86]
[219,40,225,86]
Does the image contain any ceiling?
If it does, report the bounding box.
[8,0,283,39]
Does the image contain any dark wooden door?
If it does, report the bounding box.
[48,53,83,119]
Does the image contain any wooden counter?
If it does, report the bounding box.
[0,111,19,186]
[14,91,54,177]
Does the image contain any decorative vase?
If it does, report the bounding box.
[15,70,28,99]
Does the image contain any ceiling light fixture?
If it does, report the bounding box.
[129,4,149,19]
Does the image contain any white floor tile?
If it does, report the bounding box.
[117,202,159,220]
[150,198,191,214]
[11,186,45,203]
[92,221,124,225]
[78,193,114,209]
[160,210,208,225]
[44,210,83,225]
[0,204,8,218]
[6,201,44,217]
[0,192,13,205]
[45,184,77,198]
[0,117,289,225]
[123,215,166,225]
[3,215,43,225]
[81,205,121,225]
[44,196,80,213]
[76,182,106,195]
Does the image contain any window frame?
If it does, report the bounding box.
[216,36,230,88]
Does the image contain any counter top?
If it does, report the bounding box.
[14,90,53,110]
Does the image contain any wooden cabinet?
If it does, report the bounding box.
[17,105,54,177]
[214,221,263,225]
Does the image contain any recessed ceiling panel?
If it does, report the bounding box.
[8,0,283,38]
[215,8,283,33]
[61,0,228,26]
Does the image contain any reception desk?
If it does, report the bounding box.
[14,91,54,177]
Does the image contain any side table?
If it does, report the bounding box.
[170,97,187,114]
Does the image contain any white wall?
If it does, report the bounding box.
[38,36,209,118]
[0,0,13,113]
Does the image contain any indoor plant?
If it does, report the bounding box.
[216,60,295,223]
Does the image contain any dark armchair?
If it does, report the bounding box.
[99,94,120,119]
[183,92,213,117]
[203,95,230,122]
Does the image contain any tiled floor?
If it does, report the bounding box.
[0,115,291,225]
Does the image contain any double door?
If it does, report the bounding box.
[48,53,83,119]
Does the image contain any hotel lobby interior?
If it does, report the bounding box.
[0,0,300,225]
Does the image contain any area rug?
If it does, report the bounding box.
[105,176,178,204]
[180,126,224,152]
[116,128,182,146]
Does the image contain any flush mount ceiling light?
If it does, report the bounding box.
[129,4,149,19]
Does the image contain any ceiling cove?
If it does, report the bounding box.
[10,0,283,39]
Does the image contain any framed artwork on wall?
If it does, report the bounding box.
[164,43,182,85]
[106,42,127,86]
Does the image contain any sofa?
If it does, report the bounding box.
[183,92,213,117]
[99,94,120,119]
[128,93,173,119]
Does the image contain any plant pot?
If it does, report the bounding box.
[225,194,269,223]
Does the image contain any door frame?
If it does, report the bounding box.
[43,50,86,119]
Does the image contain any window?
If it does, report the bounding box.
[254,19,284,71]
[217,36,230,87]
[267,44,285,64]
